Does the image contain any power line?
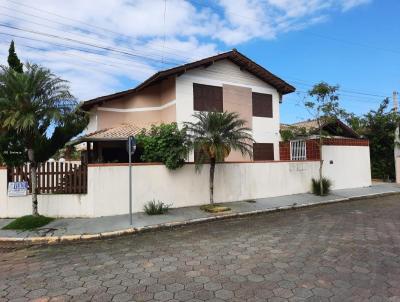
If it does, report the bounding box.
[0,23,183,67]
[285,78,390,99]
[2,0,211,62]
[3,27,391,103]
[0,38,150,72]
[0,31,159,70]
[0,8,392,102]
[0,4,188,65]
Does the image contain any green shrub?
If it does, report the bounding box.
[136,123,189,170]
[144,200,170,215]
[280,126,309,142]
[311,177,332,196]
[2,215,54,230]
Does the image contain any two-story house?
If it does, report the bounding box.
[79,49,295,163]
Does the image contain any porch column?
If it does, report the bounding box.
[86,142,91,164]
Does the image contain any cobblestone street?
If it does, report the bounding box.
[1,195,400,302]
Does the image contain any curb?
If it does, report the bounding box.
[1,190,399,245]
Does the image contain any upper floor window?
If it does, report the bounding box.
[193,83,223,112]
[252,92,273,118]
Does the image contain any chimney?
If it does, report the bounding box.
[394,91,399,112]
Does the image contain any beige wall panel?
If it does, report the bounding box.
[161,104,177,123]
[160,77,176,105]
[97,110,162,129]
[223,84,253,162]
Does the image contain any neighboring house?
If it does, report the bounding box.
[78,49,295,163]
[279,118,369,161]
[281,118,360,139]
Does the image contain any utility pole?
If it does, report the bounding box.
[394,91,400,183]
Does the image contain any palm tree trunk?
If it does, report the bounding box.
[27,149,39,216]
[209,157,216,205]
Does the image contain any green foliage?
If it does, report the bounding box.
[200,204,231,213]
[0,63,88,165]
[136,123,189,170]
[347,98,400,180]
[2,215,54,230]
[0,129,26,166]
[143,200,170,215]
[184,111,254,169]
[311,177,332,196]
[7,40,23,73]
[52,146,81,161]
[0,63,88,215]
[306,82,348,127]
[0,41,25,165]
[280,126,309,141]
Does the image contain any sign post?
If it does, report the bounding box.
[127,136,137,225]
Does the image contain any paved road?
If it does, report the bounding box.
[1,195,400,302]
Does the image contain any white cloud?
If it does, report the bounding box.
[0,0,372,101]
[341,0,372,11]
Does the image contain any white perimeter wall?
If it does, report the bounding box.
[1,161,320,218]
[0,168,95,218]
[0,145,372,218]
[396,157,400,184]
[322,145,371,189]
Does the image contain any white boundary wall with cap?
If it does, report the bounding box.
[0,152,371,218]
[0,161,320,218]
[322,145,371,190]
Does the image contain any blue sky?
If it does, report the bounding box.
[0,0,397,123]
[246,0,400,123]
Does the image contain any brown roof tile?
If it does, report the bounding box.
[81,49,295,111]
[76,123,150,142]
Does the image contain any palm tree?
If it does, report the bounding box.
[0,63,79,216]
[184,111,253,205]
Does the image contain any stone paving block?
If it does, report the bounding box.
[1,195,400,302]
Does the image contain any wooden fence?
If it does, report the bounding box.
[7,162,87,194]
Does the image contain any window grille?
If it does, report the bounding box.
[290,140,307,160]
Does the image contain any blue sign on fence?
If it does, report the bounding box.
[8,181,29,197]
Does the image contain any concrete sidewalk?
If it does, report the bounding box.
[1,183,399,243]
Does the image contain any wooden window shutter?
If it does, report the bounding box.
[193,83,223,112]
[253,143,274,160]
[252,92,273,118]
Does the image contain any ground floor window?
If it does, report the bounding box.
[290,140,307,160]
[253,143,274,161]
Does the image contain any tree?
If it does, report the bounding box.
[7,40,23,73]
[305,82,347,194]
[184,111,253,204]
[0,63,88,216]
[347,98,400,180]
[0,41,24,165]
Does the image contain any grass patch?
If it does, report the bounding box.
[2,215,54,230]
[144,200,170,215]
[200,204,231,213]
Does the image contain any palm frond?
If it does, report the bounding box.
[0,63,77,136]
[184,111,255,170]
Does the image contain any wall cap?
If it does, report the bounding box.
[88,160,320,168]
